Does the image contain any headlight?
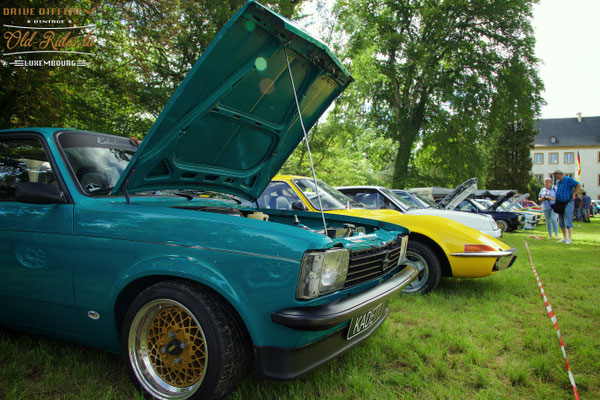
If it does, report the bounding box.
[296,248,349,300]
[518,215,525,223]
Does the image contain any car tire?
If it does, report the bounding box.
[496,220,508,233]
[402,241,441,294]
[121,280,249,400]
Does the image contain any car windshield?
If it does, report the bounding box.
[292,178,362,211]
[57,131,137,195]
[379,187,417,210]
[412,192,439,208]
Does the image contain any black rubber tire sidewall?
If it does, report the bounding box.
[120,280,247,400]
[403,240,442,294]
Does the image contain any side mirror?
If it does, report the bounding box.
[291,200,307,211]
[15,182,64,204]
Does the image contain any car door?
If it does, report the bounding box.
[0,134,77,334]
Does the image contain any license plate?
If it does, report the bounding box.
[346,302,388,340]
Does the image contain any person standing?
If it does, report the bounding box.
[538,178,559,239]
[553,170,582,244]
[574,195,582,221]
[581,192,591,223]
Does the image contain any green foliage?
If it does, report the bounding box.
[485,56,544,192]
[334,0,544,189]
[280,100,397,186]
[0,0,300,136]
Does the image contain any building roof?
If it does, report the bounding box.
[533,116,600,147]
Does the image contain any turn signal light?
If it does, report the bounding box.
[464,244,496,252]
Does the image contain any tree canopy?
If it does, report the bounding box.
[1,0,545,192]
[333,0,543,189]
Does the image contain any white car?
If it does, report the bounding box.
[337,185,502,238]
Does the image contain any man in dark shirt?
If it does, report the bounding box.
[553,170,581,244]
[574,196,582,221]
[581,192,592,223]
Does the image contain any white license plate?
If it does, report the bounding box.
[346,302,388,340]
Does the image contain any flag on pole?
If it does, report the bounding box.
[576,151,581,182]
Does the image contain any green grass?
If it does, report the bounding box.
[1,219,599,399]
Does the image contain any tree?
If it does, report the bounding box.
[335,0,543,188]
[280,98,397,186]
[485,56,544,192]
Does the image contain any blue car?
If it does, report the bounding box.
[0,2,415,399]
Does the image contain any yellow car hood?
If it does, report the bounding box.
[325,208,510,254]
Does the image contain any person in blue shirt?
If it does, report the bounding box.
[538,178,559,239]
[553,169,582,244]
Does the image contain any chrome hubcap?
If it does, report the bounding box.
[403,251,429,293]
[129,299,207,399]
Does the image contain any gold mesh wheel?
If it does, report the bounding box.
[128,299,208,399]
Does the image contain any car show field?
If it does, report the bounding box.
[1,219,598,399]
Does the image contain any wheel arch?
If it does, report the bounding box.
[114,275,252,348]
[408,232,452,277]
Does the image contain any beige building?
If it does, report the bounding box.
[531,114,600,199]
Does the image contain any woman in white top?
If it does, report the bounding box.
[538,178,559,239]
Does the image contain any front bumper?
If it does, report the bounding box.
[257,265,417,380]
[450,248,517,271]
[271,265,417,331]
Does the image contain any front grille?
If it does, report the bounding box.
[344,235,407,289]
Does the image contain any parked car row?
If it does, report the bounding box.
[0,3,517,399]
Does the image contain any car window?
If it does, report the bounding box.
[458,200,477,212]
[57,131,137,195]
[257,181,302,210]
[291,178,361,211]
[0,138,58,201]
[353,191,379,209]
[394,191,422,208]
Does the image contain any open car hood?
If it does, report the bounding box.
[112,1,352,200]
[438,178,478,210]
[502,193,528,211]
[487,190,517,211]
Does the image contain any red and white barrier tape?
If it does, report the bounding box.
[524,240,579,400]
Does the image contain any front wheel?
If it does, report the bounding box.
[402,241,442,294]
[121,281,249,400]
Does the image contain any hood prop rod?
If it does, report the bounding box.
[283,44,328,235]
[122,167,136,205]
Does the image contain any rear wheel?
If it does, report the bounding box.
[121,281,249,400]
[402,241,442,294]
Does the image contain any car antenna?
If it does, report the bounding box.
[283,43,328,235]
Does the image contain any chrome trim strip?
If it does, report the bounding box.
[450,248,517,257]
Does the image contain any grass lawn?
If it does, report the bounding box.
[1,218,598,399]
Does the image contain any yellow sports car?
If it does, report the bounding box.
[255,175,516,293]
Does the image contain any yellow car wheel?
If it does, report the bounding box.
[122,281,249,400]
[402,241,442,294]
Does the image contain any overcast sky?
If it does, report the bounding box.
[533,0,600,119]
[301,0,600,120]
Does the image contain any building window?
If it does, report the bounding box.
[598,174,600,186]
[549,153,558,164]
[549,136,557,143]
[564,152,574,164]
[565,173,574,178]
[534,174,543,182]
[534,153,544,164]
[598,151,600,163]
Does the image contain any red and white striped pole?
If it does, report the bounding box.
[524,240,579,400]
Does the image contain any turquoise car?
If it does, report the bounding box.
[0,2,416,399]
